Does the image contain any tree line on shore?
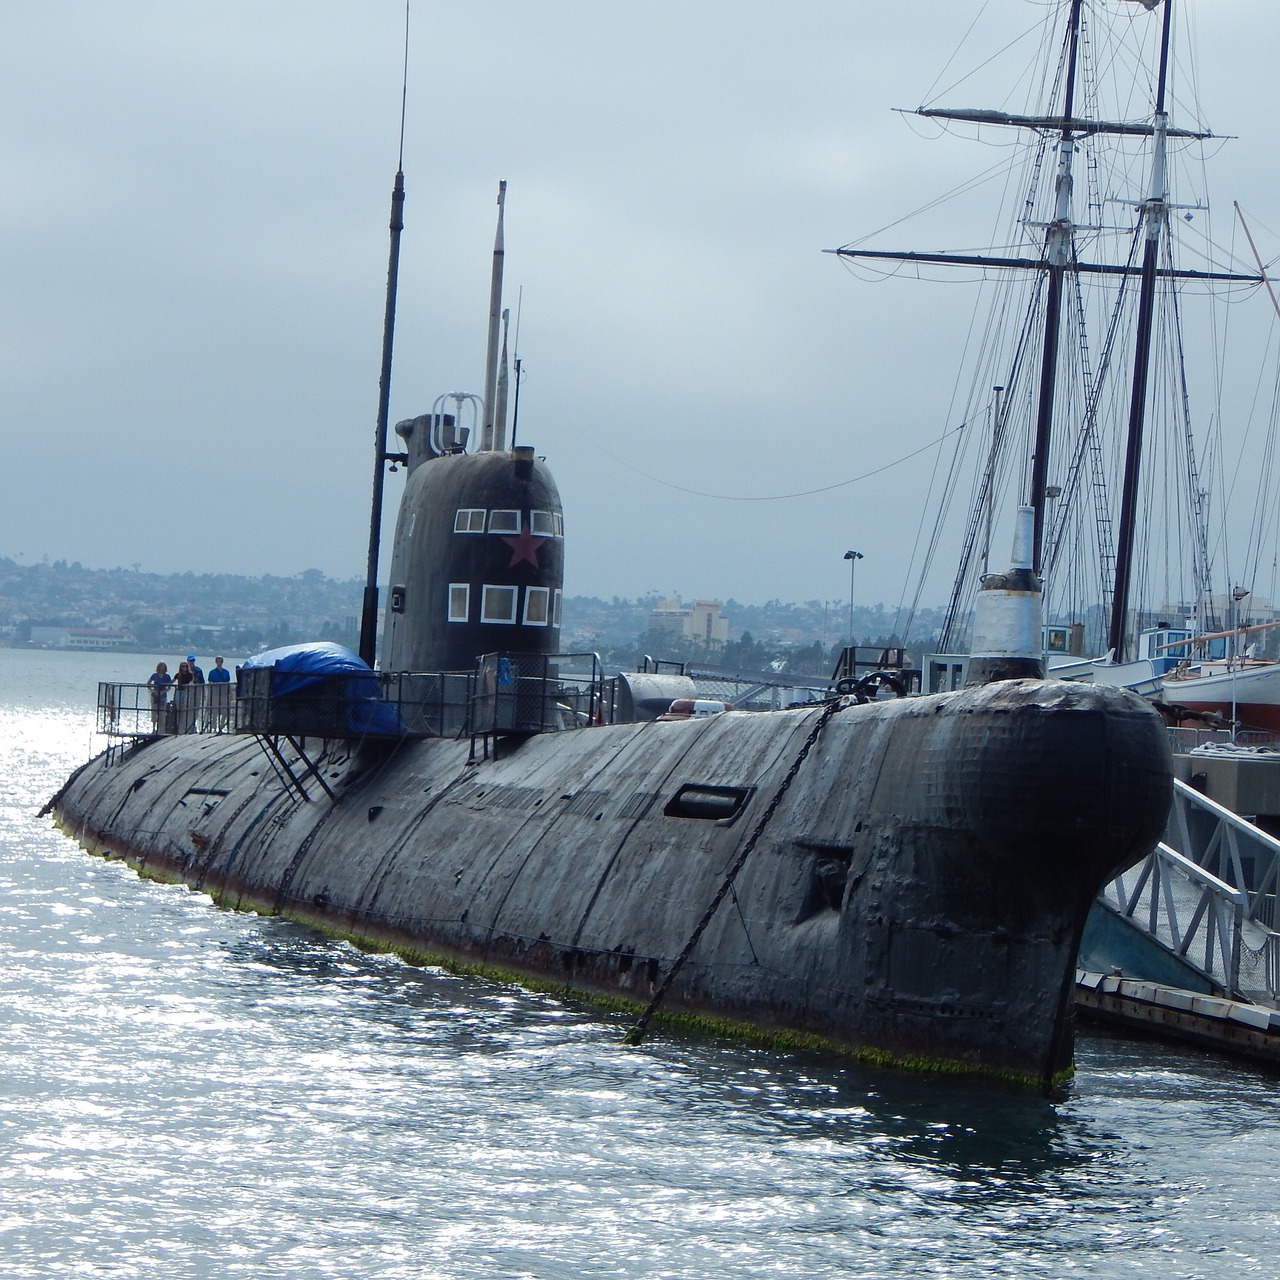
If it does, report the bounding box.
[1,556,944,671]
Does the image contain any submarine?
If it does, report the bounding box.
[48,189,1173,1091]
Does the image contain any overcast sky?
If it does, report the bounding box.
[3,1,1277,610]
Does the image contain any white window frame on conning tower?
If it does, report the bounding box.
[454,509,486,533]
[530,510,558,537]
[523,586,550,626]
[481,585,518,624]
[488,509,521,534]
[447,583,470,623]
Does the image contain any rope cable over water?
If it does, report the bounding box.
[623,697,847,1046]
[570,426,962,503]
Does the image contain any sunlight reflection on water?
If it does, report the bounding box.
[2,648,1279,1278]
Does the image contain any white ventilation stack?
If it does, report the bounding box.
[967,505,1046,685]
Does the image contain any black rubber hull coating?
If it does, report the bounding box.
[50,678,1172,1089]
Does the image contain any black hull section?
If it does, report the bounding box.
[51,679,1171,1089]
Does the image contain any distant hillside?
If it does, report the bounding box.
[0,557,362,655]
[0,556,944,668]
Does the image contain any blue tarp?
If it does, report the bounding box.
[242,642,401,735]
[242,641,371,695]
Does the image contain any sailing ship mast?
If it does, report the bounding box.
[1028,0,1085,580]
[1107,0,1173,660]
[832,0,1260,661]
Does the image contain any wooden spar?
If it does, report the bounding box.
[825,248,1255,283]
[1235,201,1280,323]
[1154,618,1280,652]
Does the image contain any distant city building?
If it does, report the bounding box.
[648,598,688,638]
[648,597,729,647]
[1155,594,1278,630]
[30,625,131,650]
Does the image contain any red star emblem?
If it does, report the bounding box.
[500,520,546,568]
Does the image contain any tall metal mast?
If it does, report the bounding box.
[494,308,511,451]
[358,7,411,669]
[357,168,405,668]
[1106,0,1175,660]
[480,181,507,452]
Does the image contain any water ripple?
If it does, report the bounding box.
[2,650,1279,1277]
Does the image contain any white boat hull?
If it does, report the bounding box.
[1160,662,1280,734]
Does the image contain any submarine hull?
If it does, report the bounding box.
[51,677,1171,1088]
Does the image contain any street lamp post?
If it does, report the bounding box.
[843,550,863,648]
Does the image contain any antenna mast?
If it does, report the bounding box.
[480,181,507,451]
[358,2,410,669]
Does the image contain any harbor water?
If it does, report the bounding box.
[4,648,1278,1278]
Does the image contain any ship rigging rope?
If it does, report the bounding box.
[623,696,847,1046]
[573,425,963,502]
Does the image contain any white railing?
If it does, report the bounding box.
[1099,779,1280,1001]
[1165,778,1280,927]
[1100,843,1246,997]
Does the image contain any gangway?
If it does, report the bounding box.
[1079,761,1280,1061]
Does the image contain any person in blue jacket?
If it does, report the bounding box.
[207,655,232,732]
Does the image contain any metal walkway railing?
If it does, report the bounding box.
[1098,777,1280,1002]
[97,681,236,739]
[95,652,615,745]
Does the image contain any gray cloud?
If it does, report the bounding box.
[3,1,1276,615]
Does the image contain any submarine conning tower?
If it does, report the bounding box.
[382,414,564,673]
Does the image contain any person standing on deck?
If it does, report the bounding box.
[207,655,232,732]
[146,662,171,734]
[187,655,205,730]
[172,660,195,733]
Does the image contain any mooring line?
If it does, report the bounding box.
[728,883,760,966]
[622,697,846,1045]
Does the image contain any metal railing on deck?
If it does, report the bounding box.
[1166,727,1280,752]
[234,668,478,739]
[97,682,235,738]
[95,651,615,745]
[471,651,612,735]
[1100,843,1247,998]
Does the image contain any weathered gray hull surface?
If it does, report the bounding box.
[52,678,1172,1087]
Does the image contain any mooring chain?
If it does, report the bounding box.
[623,696,847,1045]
